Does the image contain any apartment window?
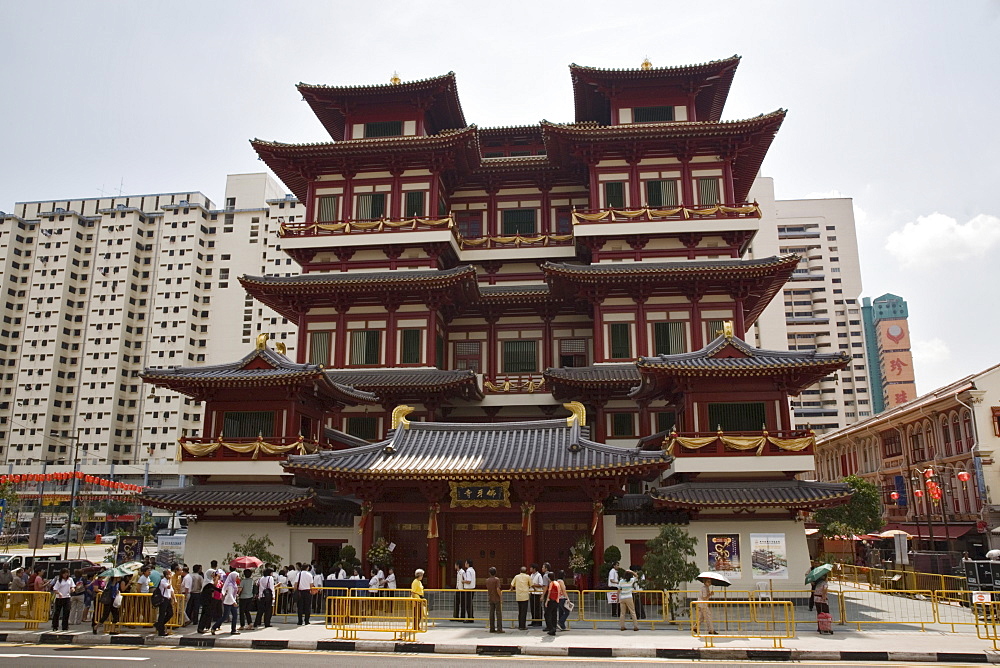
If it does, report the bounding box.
[308,331,331,366]
[603,182,626,209]
[345,416,379,441]
[456,211,482,238]
[707,402,766,432]
[349,330,381,365]
[653,322,685,355]
[317,196,338,223]
[455,341,481,372]
[646,180,679,208]
[222,410,275,438]
[355,193,386,220]
[559,339,587,368]
[609,323,631,359]
[502,340,537,373]
[610,413,636,437]
[501,209,536,235]
[404,191,425,218]
[698,178,721,206]
[364,121,403,138]
[400,329,421,364]
[881,431,903,458]
[632,105,674,123]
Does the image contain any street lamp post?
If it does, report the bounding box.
[915,465,974,555]
[52,430,82,560]
[911,473,934,551]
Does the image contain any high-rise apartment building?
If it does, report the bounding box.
[749,177,871,434]
[0,173,297,484]
[862,293,917,413]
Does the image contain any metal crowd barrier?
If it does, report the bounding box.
[0,591,52,630]
[577,589,664,629]
[976,602,1000,650]
[93,593,186,631]
[325,594,427,641]
[836,588,935,631]
[833,563,966,593]
[691,600,795,647]
[935,590,992,631]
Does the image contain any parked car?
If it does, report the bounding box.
[100,534,118,544]
[155,528,173,538]
[0,554,62,571]
[43,525,87,544]
[37,559,102,579]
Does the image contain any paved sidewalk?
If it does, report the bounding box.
[0,620,997,663]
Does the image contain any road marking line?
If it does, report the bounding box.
[1,653,149,661]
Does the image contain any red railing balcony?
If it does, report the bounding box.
[177,435,328,462]
[278,215,457,238]
[571,203,762,226]
[666,430,814,457]
[458,233,575,250]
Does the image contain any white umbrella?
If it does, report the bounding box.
[879,529,912,538]
[697,571,732,587]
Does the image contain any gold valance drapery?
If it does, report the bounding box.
[281,216,454,236]
[178,435,319,460]
[572,204,760,224]
[664,433,814,456]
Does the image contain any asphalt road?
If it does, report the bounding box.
[0,644,989,667]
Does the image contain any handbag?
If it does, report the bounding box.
[113,593,123,608]
[563,599,575,612]
[212,589,223,600]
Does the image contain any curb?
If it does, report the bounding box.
[0,631,994,662]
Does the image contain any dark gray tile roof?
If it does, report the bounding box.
[139,485,316,511]
[637,334,850,371]
[285,418,670,480]
[543,255,798,279]
[287,497,360,527]
[545,364,641,385]
[241,265,476,287]
[650,480,852,509]
[324,427,373,449]
[326,368,481,392]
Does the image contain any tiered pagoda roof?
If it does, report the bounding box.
[326,368,484,403]
[297,72,467,140]
[631,331,851,398]
[284,412,670,482]
[140,346,376,405]
[544,364,641,400]
[138,484,317,513]
[543,255,799,324]
[569,56,742,124]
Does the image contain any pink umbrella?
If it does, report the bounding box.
[230,556,263,569]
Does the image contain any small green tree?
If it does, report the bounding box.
[643,525,701,621]
[0,481,18,534]
[599,544,622,582]
[225,533,283,566]
[340,544,360,568]
[812,474,882,539]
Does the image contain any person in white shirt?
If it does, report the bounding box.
[385,567,396,590]
[154,569,175,637]
[335,565,347,580]
[368,568,381,592]
[453,561,466,621]
[462,560,477,623]
[313,570,324,589]
[51,569,75,631]
[529,564,544,627]
[254,568,276,629]
[137,566,151,594]
[294,565,314,625]
[180,567,193,625]
[607,561,620,617]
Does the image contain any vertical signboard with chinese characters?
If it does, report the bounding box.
[877,320,917,408]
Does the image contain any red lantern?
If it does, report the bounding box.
[923,468,934,479]
[958,471,971,483]
[913,489,924,498]
[890,491,900,501]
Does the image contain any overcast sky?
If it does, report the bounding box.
[2,1,998,395]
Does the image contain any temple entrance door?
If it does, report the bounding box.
[312,543,343,573]
[385,514,429,586]
[537,515,590,574]
[450,515,521,584]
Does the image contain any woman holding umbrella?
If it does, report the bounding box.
[805,564,834,635]
[694,572,730,635]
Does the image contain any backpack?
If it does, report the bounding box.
[151,586,165,606]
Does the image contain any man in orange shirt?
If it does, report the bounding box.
[486,567,504,633]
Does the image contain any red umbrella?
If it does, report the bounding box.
[230,556,263,569]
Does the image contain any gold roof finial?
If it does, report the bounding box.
[255,333,269,350]
[390,71,401,85]
[723,321,734,340]
[563,401,587,427]
[391,404,415,430]
[275,341,287,356]
[641,57,652,71]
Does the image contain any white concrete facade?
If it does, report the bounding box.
[750,177,871,435]
[0,173,298,486]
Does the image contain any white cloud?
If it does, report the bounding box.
[911,337,952,366]
[885,212,1000,268]
[910,337,954,394]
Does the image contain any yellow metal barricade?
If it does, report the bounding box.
[751,588,819,627]
[272,586,366,619]
[93,593,186,631]
[837,588,935,631]
[691,600,795,648]
[415,588,485,625]
[0,591,52,630]
[976,601,1000,649]
[578,589,665,629]
[325,594,427,641]
[936,590,992,631]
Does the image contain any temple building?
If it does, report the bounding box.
[140,57,852,588]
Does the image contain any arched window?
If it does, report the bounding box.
[924,423,935,459]
[953,413,963,453]
[963,411,974,450]
[941,416,952,457]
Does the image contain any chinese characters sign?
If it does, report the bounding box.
[449,481,511,508]
[707,534,741,577]
[750,533,788,579]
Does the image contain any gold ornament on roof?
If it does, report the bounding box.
[641,57,652,70]
[723,321,734,340]
[563,401,587,427]
[391,404,415,430]
[255,333,269,350]
[275,341,287,355]
[390,71,401,85]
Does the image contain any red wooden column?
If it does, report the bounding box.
[734,297,746,338]
[591,510,605,585]
[722,159,736,205]
[362,511,374,569]
[680,158,694,206]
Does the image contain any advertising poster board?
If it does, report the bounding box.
[115,536,143,565]
[750,533,788,579]
[157,535,186,567]
[707,533,741,577]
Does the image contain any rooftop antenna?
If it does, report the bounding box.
[116,177,125,196]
